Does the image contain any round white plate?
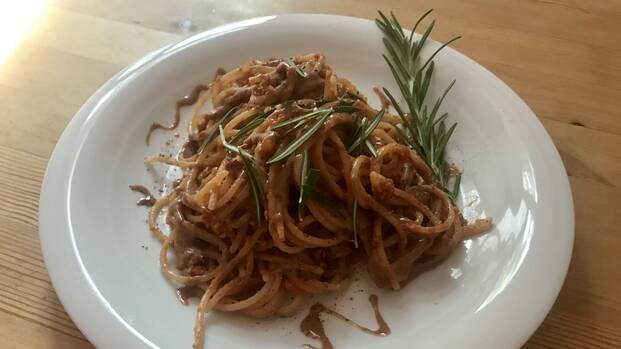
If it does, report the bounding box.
[39,14,574,349]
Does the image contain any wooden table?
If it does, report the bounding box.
[1,1,619,348]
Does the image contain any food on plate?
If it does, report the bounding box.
[137,10,491,349]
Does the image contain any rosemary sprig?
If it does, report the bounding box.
[283,57,308,78]
[218,125,264,225]
[376,10,462,199]
[197,106,240,154]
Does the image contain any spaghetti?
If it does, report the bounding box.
[142,54,491,348]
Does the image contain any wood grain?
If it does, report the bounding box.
[1,1,619,348]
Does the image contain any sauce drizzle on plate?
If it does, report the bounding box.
[129,184,156,206]
[145,84,209,144]
[300,295,390,349]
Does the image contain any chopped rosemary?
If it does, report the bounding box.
[271,108,329,130]
[298,150,310,205]
[283,57,308,78]
[218,125,264,225]
[347,108,385,153]
[297,151,333,220]
[240,155,265,226]
[349,116,367,147]
[281,117,312,139]
[332,105,360,113]
[302,169,321,202]
[301,169,333,207]
[451,173,462,200]
[376,10,462,199]
[365,139,378,157]
[229,116,264,144]
[345,91,362,100]
[197,106,240,153]
[267,104,358,164]
[315,97,328,107]
[267,111,330,164]
[229,108,275,145]
[272,105,358,131]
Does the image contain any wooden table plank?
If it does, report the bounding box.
[0,44,122,157]
[543,119,621,188]
[0,310,90,349]
[26,7,180,66]
[0,1,619,348]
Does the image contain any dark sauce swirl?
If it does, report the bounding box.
[145,84,210,145]
[301,295,390,349]
[129,184,156,207]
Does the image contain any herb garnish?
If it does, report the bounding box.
[218,125,264,225]
[197,106,240,154]
[266,106,358,164]
[229,108,276,145]
[283,57,308,78]
[376,10,462,199]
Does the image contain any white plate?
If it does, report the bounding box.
[39,14,574,349]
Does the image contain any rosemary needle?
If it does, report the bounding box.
[218,125,264,225]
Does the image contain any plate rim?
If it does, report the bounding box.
[39,13,574,349]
